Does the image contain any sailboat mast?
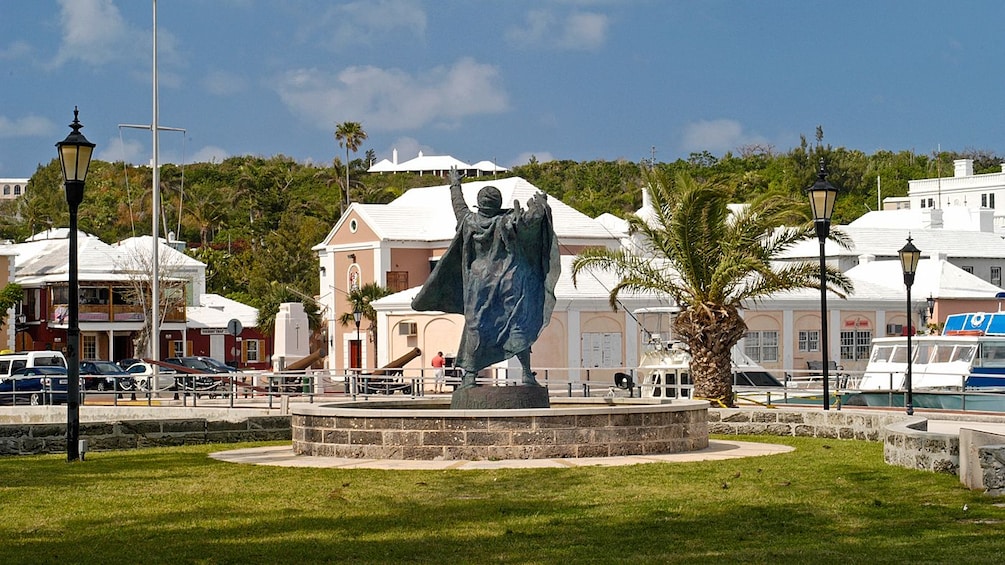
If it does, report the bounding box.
[151,0,161,363]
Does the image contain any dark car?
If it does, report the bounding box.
[0,366,70,405]
[79,360,136,391]
[164,356,237,374]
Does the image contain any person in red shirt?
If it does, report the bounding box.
[431,351,446,393]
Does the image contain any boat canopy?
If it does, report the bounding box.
[943,312,1005,336]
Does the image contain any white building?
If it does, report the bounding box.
[0,178,29,200]
[904,158,1005,233]
[368,149,508,177]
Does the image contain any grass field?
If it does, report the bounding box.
[0,435,1001,564]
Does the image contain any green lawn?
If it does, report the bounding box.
[0,436,1001,564]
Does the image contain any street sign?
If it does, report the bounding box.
[226,318,243,337]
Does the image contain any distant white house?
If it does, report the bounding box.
[367,149,508,177]
[0,178,29,200]
[897,158,1005,233]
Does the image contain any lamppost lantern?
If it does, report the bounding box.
[56,106,95,207]
[807,158,839,236]
[899,235,922,416]
[899,236,922,286]
[55,106,94,463]
[806,158,840,411]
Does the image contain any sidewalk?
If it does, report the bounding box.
[209,440,794,470]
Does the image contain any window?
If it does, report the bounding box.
[982,193,996,208]
[963,265,974,275]
[993,266,1002,287]
[386,271,409,293]
[797,330,819,352]
[744,331,778,362]
[2,185,8,196]
[82,335,97,359]
[840,330,872,361]
[244,339,261,363]
[13,185,21,196]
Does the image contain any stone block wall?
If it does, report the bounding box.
[0,416,291,456]
[979,445,1005,496]
[293,404,708,460]
[709,408,963,476]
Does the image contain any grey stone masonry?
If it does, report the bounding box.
[292,399,709,460]
[0,415,291,456]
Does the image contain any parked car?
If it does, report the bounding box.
[80,360,136,391]
[117,358,141,371]
[0,351,67,379]
[196,356,241,373]
[164,356,236,374]
[125,362,177,393]
[0,366,71,405]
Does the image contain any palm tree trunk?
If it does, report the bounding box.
[675,305,747,407]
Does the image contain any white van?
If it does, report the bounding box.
[0,351,68,378]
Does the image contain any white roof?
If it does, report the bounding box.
[470,160,509,173]
[368,158,397,173]
[778,225,1005,261]
[342,176,619,245]
[113,235,205,268]
[186,293,258,328]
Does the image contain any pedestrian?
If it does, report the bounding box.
[431,351,446,393]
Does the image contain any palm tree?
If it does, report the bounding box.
[334,121,367,209]
[338,282,391,363]
[571,169,853,406]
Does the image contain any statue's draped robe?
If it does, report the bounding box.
[412,180,560,373]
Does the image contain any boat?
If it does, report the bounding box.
[847,312,1005,410]
[636,333,786,400]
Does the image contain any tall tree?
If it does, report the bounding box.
[334,121,367,209]
[571,170,853,405]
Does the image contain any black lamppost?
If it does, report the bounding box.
[56,107,94,462]
[899,236,922,416]
[353,306,362,372]
[806,159,839,411]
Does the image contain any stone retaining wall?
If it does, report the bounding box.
[293,400,709,460]
[0,416,291,456]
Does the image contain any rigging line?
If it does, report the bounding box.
[117,126,137,236]
[176,134,186,239]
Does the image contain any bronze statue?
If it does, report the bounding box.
[412,167,559,389]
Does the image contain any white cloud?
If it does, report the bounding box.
[309,0,426,48]
[506,10,608,51]
[511,152,556,167]
[557,12,608,50]
[50,0,180,70]
[380,137,434,163]
[203,70,247,96]
[0,114,55,138]
[188,146,230,164]
[679,119,769,154]
[96,136,145,164]
[276,58,509,132]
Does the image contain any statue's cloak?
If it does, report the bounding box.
[412,187,560,373]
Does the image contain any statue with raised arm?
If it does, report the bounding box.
[412,167,560,392]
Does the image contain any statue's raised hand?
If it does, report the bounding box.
[448,166,463,185]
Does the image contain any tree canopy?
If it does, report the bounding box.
[7,133,999,344]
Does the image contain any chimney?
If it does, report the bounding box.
[954,159,974,177]
[392,148,398,165]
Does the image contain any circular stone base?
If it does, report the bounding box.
[451,385,550,409]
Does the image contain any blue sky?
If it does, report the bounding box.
[2,0,1004,177]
